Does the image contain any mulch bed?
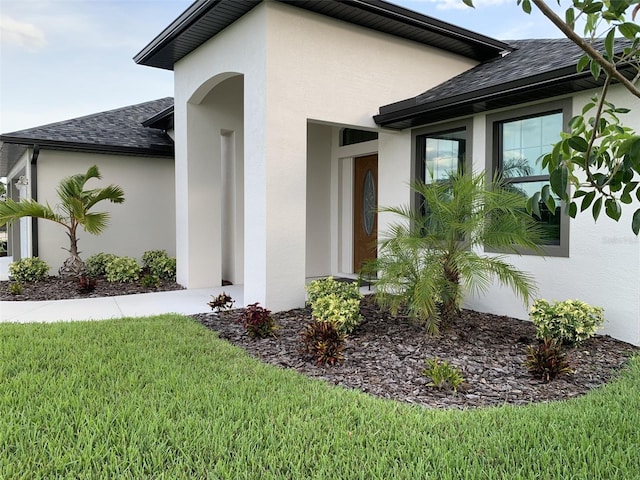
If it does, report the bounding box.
[3,278,637,409]
[0,276,184,301]
[193,297,639,409]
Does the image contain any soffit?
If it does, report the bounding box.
[134,0,509,70]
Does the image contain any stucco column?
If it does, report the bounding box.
[244,78,307,311]
[174,100,223,289]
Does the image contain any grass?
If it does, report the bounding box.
[1,314,639,479]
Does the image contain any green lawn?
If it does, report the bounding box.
[1,314,639,479]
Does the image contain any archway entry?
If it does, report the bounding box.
[353,154,377,272]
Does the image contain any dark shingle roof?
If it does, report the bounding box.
[375,38,637,129]
[0,98,175,158]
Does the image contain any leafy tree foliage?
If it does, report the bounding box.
[466,0,640,233]
[0,165,124,277]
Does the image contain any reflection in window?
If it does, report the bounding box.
[497,111,563,245]
[418,128,466,184]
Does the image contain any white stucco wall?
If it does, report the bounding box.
[36,150,175,271]
[173,0,479,310]
[405,86,640,346]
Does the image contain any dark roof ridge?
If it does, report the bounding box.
[375,37,633,129]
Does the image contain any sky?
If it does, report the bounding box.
[0,0,569,135]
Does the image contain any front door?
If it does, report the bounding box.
[353,154,378,272]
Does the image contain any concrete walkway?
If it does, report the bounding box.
[0,285,244,323]
[0,255,244,323]
[0,284,244,323]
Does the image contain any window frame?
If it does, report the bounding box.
[485,99,572,257]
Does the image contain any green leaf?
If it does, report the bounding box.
[577,55,591,73]
[545,194,556,214]
[462,0,475,7]
[550,167,569,199]
[619,22,640,39]
[604,28,615,60]
[520,0,532,14]
[592,197,603,221]
[633,208,640,235]
[581,191,596,211]
[568,201,578,218]
[568,135,589,152]
[573,190,587,198]
[590,59,602,80]
[565,7,575,27]
[528,192,541,218]
[605,199,622,221]
[541,184,550,204]
[583,2,603,13]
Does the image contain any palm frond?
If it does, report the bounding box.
[0,199,66,227]
[82,212,110,235]
[84,185,125,210]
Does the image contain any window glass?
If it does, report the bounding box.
[419,128,466,183]
[500,112,562,177]
[496,110,564,247]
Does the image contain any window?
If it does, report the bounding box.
[414,120,471,220]
[487,100,571,256]
[415,121,470,185]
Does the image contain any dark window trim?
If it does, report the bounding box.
[412,118,473,212]
[485,99,572,257]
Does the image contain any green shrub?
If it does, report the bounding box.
[141,274,160,289]
[423,358,464,392]
[530,299,605,345]
[311,294,362,334]
[84,253,117,277]
[306,276,362,305]
[300,320,346,366]
[525,338,574,382]
[142,250,176,281]
[8,282,23,295]
[105,256,141,283]
[306,277,363,333]
[9,257,49,283]
[238,303,277,338]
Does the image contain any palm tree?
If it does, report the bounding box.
[0,165,125,277]
[365,171,543,334]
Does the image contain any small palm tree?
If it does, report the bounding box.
[0,165,124,277]
[366,171,543,334]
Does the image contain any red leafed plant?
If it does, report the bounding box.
[300,321,346,366]
[525,338,573,382]
[238,303,277,338]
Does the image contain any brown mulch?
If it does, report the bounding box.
[0,276,184,301]
[2,278,637,409]
[193,297,639,409]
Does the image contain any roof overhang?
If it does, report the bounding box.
[142,105,175,131]
[134,0,510,70]
[0,142,28,177]
[374,64,639,129]
[0,136,175,167]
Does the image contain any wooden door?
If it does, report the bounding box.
[353,154,378,272]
